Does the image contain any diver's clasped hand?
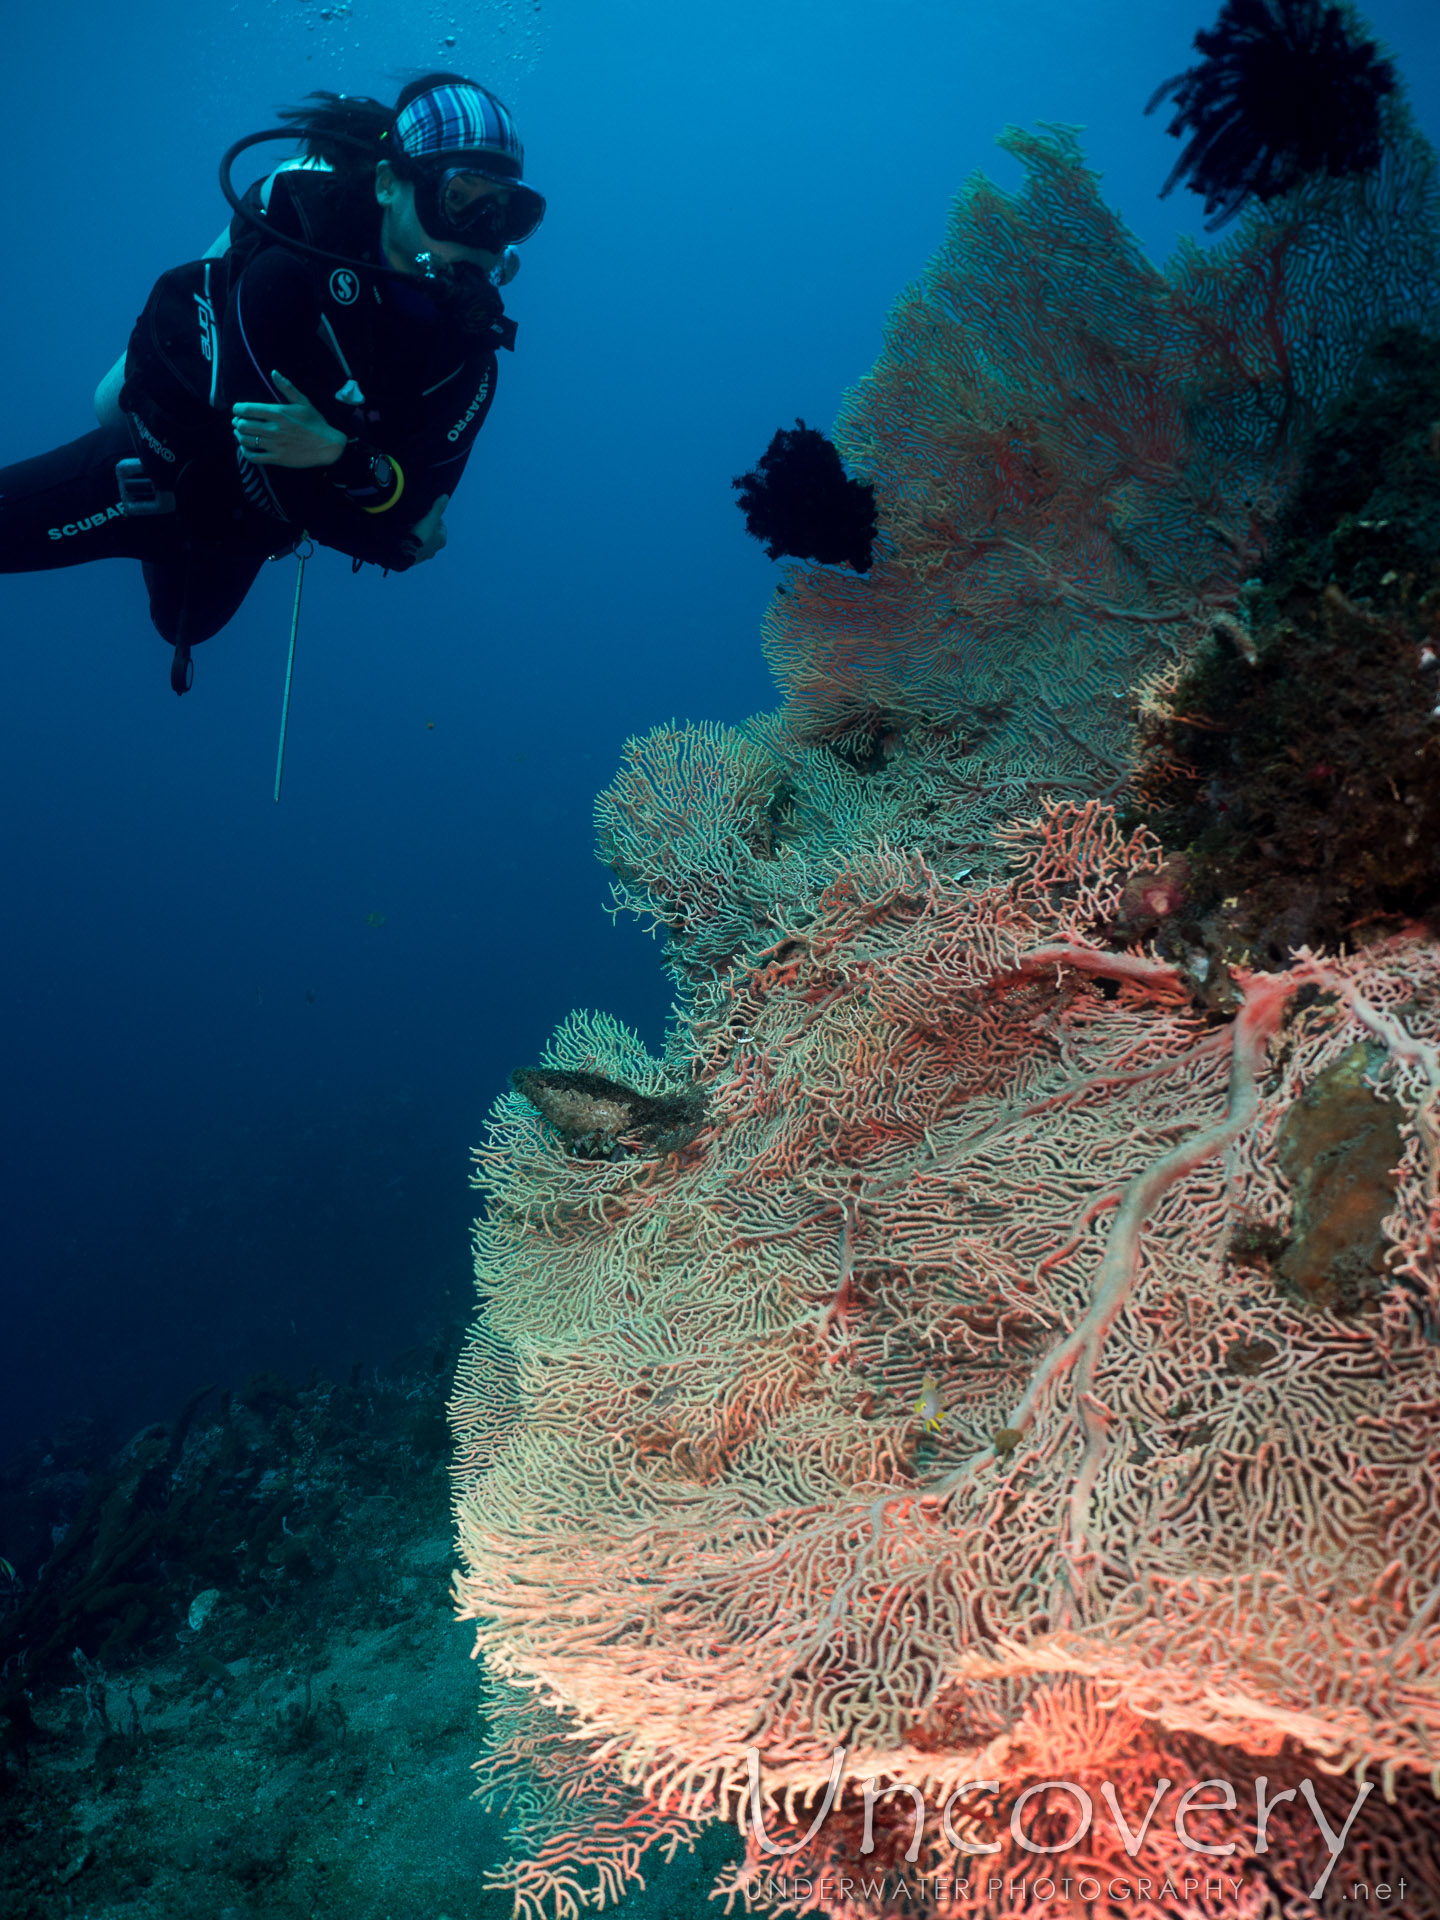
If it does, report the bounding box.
[231,375,448,562]
[232,373,346,468]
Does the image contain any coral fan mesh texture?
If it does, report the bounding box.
[771,115,1440,757]
[593,114,1439,987]
[453,100,1440,1920]
[457,810,1440,1918]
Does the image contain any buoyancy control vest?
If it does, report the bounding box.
[118,171,374,489]
[118,167,515,494]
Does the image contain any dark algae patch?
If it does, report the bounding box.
[1132,326,1440,973]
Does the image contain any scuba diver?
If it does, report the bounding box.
[0,73,544,693]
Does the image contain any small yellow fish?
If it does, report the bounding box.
[915,1375,945,1432]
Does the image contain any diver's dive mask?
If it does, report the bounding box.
[410,163,545,250]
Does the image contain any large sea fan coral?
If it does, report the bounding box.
[450,60,1440,1920]
[455,806,1440,1918]
[760,111,1437,772]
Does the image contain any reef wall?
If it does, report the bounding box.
[451,94,1440,1920]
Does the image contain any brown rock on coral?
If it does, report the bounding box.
[1276,1042,1404,1310]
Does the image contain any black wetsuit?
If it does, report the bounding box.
[0,169,507,688]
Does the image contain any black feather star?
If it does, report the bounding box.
[733,420,877,574]
[1147,0,1397,229]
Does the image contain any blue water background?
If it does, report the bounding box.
[3,0,1436,1457]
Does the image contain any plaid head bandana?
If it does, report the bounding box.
[392,83,527,183]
